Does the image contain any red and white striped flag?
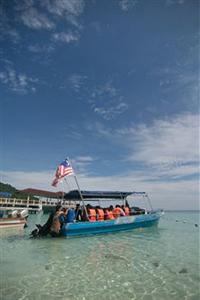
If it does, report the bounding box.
[52,159,74,187]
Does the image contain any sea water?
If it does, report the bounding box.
[0,211,199,300]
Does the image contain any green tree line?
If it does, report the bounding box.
[0,182,37,200]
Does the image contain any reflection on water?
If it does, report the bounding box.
[0,212,199,300]
[0,227,25,238]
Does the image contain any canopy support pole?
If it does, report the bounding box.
[146,194,153,211]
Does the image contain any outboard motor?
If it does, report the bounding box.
[10,210,18,218]
[19,209,29,218]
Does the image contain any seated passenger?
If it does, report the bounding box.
[59,207,67,227]
[124,207,130,216]
[103,208,108,219]
[122,205,130,216]
[88,207,96,222]
[105,207,115,220]
[75,204,82,221]
[113,205,126,218]
[82,206,89,221]
[50,205,63,237]
[96,207,104,221]
[65,207,75,223]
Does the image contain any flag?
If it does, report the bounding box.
[52,159,74,187]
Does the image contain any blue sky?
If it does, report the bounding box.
[0,0,199,209]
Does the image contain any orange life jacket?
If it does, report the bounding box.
[106,210,115,220]
[97,209,104,221]
[113,207,122,218]
[124,207,130,216]
[88,209,96,222]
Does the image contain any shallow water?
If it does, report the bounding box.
[0,212,199,300]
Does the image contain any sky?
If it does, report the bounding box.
[0,0,199,210]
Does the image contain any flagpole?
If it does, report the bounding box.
[64,177,71,192]
[67,157,89,220]
[61,180,65,204]
[73,175,89,220]
[64,177,71,206]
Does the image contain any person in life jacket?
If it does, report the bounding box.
[121,205,130,216]
[104,208,108,220]
[124,207,130,216]
[96,207,104,221]
[104,207,115,220]
[88,207,97,222]
[113,205,126,218]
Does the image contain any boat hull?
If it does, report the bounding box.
[0,218,26,229]
[61,212,160,237]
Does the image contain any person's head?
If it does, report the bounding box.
[55,204,62,212]
[62,207,67,214]
[109,205,113,211]
[76,203,80,208]
[116,205,120,208]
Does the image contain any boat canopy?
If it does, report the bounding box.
[64,190,146,200]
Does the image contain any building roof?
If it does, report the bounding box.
[20,188,63,198]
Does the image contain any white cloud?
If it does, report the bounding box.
[44,0,84,16]
[0,67,38,93]
[0,27,20,43]
[52,31,79,43]
[166,0,186,6]
[90,81,128,120]
[93,101,128,120]
[0,171,53,191]
[75,156,94,163]
[0,169,198,210]
[0,5,20,43]
[43,0,85,27]
[0,113,199,210]
[78,174,199,210]
[92,112,199,180]
[121,113,199,166]
[157,164,199,179]
[112,113,199,187]
[119,0,138,11]
[21,7,54,29]
[67,73,87,92]
[28,44,55,53]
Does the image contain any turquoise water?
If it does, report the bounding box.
[0,212,199,300]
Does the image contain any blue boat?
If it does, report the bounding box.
[61,211,161,237]
[61,190,162,237]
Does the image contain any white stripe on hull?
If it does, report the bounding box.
[0,218,26,229]
[0,223,25,229]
